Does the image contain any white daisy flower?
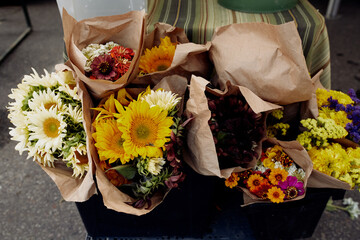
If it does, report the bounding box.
[147,157,166,175]
[27,106,67,153]
[63,145,88,178]
[23,68,59,88]
[27,145,56,167]
[28,88,63,111]
[9,126,29,155]
[58,84,81,101]
[67,105,83,123]
[141,89,181,112]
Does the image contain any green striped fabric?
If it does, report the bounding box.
[147,0,331,88]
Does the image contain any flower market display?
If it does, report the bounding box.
[8,69,89,178]
[207,93,265,169]
[139,36,176,74]
[225,144,307,203]
[92,87,186,208]
[82,42,135,81]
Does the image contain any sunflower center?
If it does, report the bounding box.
[43,117,60,138]
[286,186,298,199]
[154,59,171,71]
[131,118,157,146]
[99,62,112,74]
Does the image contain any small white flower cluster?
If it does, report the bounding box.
[81,41,119,71]
[8,69,88,178]
[343,197,360,219]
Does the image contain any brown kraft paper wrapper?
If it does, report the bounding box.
[88,75,188,215]
[62,9,146,100]
[39,64,97,202]
[184,75,281,179]
[241,138,313,206]
[131,23,212,86]
[209,21,313,105]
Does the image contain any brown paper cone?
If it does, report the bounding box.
[209,21,313,105]
[184,75,281,179]
[62,9,146,100]
[131,23,211,86]
[88,75,188,214]
[241,138,313,206]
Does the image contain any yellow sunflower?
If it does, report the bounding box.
[118,99,173,158]
[139,36,176,74]
[268,168,288,185]
[92,118,132,164]
[268,186,285,203]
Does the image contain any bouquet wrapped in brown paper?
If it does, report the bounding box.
[62,9,146,100]
[225,138,313,205]
[7,65,96,202]
[184,75,281,179]
[131,22,212,86]
[88,75,189,215]
[209,21,313,105]
[296,74,360,191]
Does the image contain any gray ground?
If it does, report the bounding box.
[0,0,359,239]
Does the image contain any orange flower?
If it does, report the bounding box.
[268,186,285,203]
[250,179,272,200]
[268,168,288,185]
[105,169,130,187]
[225,172,240,188]
[247,174,264,191]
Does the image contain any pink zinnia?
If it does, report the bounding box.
[278,176,304,200]
[90,54,117,80]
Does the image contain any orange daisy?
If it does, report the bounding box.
[268,168,288,185]
[225,172,240,188]
[268,186,285,203]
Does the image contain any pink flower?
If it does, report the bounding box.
[278,176,304,200]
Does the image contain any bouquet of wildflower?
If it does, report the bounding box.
[82,41,135,81]
[225,139,312,204]
[91,81,188,213]
[184,75,280,178]
[62,9,146,99]
[297,87,359,190]
[7,68,96,201]
[132,23,211,85]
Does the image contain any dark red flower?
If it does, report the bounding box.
[90,54,118,80]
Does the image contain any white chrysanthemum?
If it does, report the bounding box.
[23,68,59,88]
[147,157,166,175]
[58,84,81,101]
[27,106,67,153]
[274,161,284,169]
[63,145,88,178]
[141,89,181,112]
[56,70,76,86]
[67,105,83,123]
[254,164,267,173]
[287,164,298,176]
[28,88,63,111]
[27,145,56,167]
[296,168,306,179]
[9,126,29,155]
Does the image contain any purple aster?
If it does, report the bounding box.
[90,54,118,80]
[348,89,360,104]
[327,97,345,111]
[278,176,305,200]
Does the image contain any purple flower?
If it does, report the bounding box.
[90,54,118,80]
[348,89,360,104]
[278,176,305,200]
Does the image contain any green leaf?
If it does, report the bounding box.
[109,164,137,180]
